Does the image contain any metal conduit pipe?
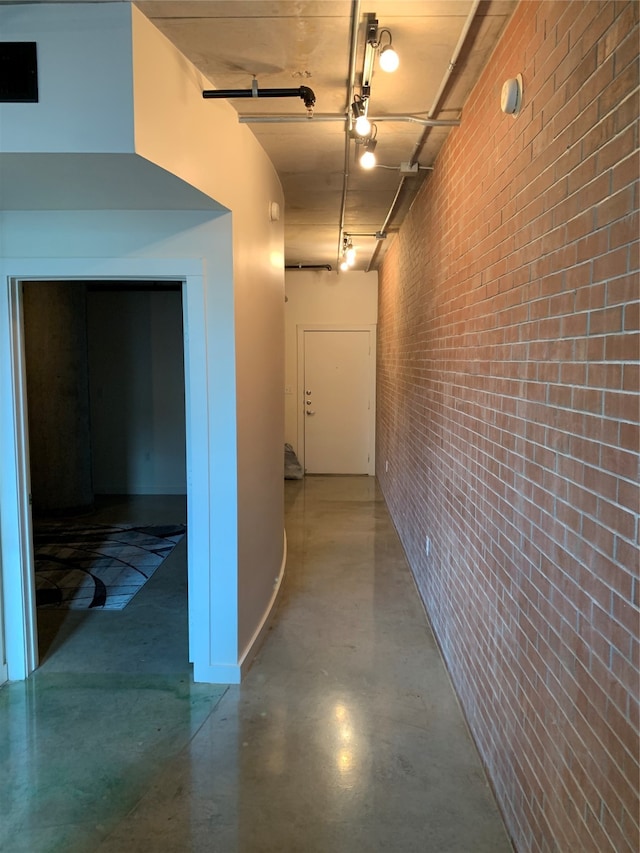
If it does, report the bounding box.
[408,0,481,166]
[239,114,460,126]
[336,0,362,270]
[427,0,482,120]
[365,178,406,273]
[366,0,481,271]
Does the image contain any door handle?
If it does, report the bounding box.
[306,410,315,415]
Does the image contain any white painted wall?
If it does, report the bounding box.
[87,288,187,495]
[130,8,286,660]
[0,3,285,683]
[0,4,134,153]
[284,270,379,451]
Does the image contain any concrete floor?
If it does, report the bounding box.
[0,477,512,852]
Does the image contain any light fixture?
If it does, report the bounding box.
[363,17,399,85]
[360,140,377,169]
[377,30,399,72]
[340,237,356,270]
[501,74,523,115]
[345,243,356,266]
[351,96,371,137]
[359,124,378,169]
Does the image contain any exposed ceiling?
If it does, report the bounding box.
[5,0,517,271]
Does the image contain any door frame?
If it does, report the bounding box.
[296,324,376,476]
[0,257,215,681]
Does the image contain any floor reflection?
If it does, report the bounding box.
[1,477,512,853]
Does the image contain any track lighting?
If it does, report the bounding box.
[360,139,377,169]
[345,243,356,266]
[355,113,372,136]
[351,96,371,137]
[377,30,399,72]
[340,237,356,271]
[359,124,378,169]
[364,16,399,84]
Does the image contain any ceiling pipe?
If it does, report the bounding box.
[239,114,460,126]
[336,0,362,271]
[285,264,333,271]
[407,0,481,167]
[203,82,316,112]
[366,0,481,271]
[427,0,482,120]
[365,177,406,272]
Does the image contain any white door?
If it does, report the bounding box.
[303,329,373,474]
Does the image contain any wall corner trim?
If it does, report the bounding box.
[193,662,242,684]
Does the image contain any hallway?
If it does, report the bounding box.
[1,478,512,852]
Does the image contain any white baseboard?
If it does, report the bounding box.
[192,661,241,684]
[183,530,288,685]
[239,529,288,678]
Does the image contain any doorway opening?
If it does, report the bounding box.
[21,279,189,676]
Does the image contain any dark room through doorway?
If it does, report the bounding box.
[21,280,190,675]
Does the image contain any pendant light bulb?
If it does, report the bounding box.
[359,129,377,170]
[360,151,376,169]
[360,140,377,170]
[340,259,350,271]
[379,44,399,72]
[354,114,372,136]
[346,245,356,266]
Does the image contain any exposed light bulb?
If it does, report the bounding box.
[379,45,399,72]
[354,114,371,136]
[340,259,350,271]
[346,246,356,266]
[360,150,376,169]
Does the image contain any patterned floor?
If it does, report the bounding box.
[33,523,186,610]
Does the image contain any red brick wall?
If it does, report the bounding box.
[376,2,639,851]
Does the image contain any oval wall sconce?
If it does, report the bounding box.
[501,73,523,115]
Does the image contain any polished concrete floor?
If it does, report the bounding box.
[1,478,512,852]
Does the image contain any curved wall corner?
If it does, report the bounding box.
[130,7,286,672]
[0,1,286,685]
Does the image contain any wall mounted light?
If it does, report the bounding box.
[501,74,523,115]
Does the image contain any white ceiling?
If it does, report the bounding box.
[4,0,517,270]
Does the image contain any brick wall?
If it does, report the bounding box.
[376,2,639,851]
